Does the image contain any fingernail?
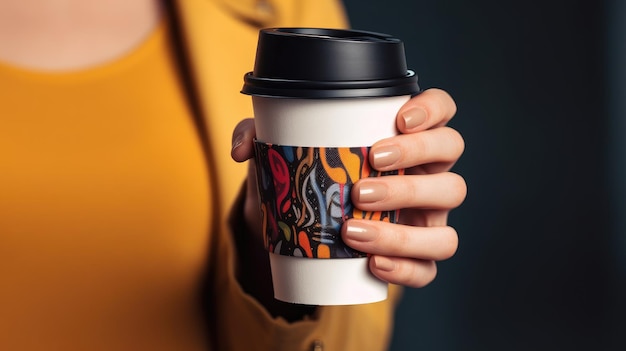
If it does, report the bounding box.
[232,133,244,151]
[372,145,401,169]
[373,256,396,272]
[345,221,378,242]
[358,182,388,203]
[401,108,427,130]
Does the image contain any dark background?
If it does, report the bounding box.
[342,0,626,350]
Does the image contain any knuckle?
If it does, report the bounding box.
[433,88,458,119]
[437,226,459,260]
[391,226,411,252]
[442,90,458,118]
[445,172,467,207]
[424,88,457,122]
[407,260,437,288]
[410,132,429,156]
[443,127,465,158]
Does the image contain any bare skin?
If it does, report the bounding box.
[0,0,161,70]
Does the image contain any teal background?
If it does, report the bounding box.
[342,1,625,350]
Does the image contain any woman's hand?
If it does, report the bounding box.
[341,88,466,288]
[232,88,466,290]
[231,118,264,239]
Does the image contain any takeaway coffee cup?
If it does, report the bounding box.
[242,28,420,305]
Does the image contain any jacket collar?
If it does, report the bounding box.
[214,0,277,27]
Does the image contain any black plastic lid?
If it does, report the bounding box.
[241,28,419,98]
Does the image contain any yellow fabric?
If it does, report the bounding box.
[176,1,402,350]
[0,0,402,350]
[0,20,210,350]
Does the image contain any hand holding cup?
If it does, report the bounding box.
[233,28,466,305]
[342,88,466,288]
[232,88,465,291]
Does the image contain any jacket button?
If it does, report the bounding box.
[311,340,324,351]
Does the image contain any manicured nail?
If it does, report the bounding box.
[373,256,396,272]
[345,221,378,242]
[372,145,401,169]
[401,107,427,130]
[232,133,244,151]
[358,182,387,203]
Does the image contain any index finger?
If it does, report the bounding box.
[397,88,458,133]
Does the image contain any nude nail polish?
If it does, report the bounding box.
[231,133,244,151]
[345,222,378,242]
[373,256,396,272]
[358,182,388,203]
[372,145,401,169]
[401,107,427,130]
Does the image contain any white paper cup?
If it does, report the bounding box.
[242,28,420,305]
[253,95,409,305]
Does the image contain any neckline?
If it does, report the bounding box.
[0,18,166,82]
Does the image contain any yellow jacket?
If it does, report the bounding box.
[175,0,401,350]
[0,1,400,350]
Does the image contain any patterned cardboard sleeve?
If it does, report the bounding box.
[253,140,402,259]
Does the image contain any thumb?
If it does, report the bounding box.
[231,118,257,162]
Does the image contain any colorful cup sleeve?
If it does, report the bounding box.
[253,140,403,259]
